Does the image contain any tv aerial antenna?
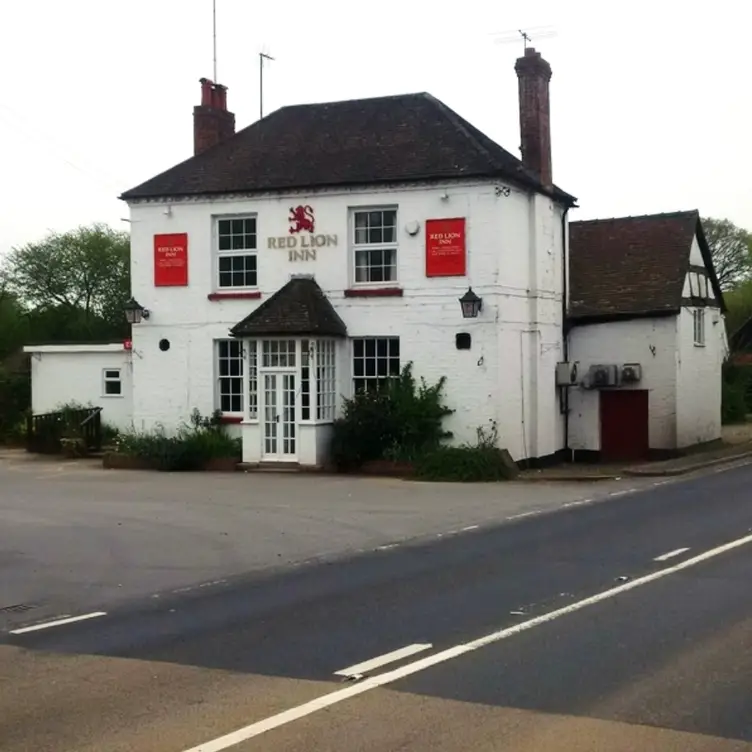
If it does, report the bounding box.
[491,25,558,51]
[212,0,218,81]
[259,50,275,119]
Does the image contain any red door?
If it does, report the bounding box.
[600,390,649,462]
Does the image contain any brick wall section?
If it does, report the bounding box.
[515,48,553,188]
[126,178,566,462]
[193,79,235,156]
[568,318,679,451]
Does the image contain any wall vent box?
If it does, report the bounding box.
[456,333,471,350]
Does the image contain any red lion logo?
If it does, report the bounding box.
[289,205,315,234]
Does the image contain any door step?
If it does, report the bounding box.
[238,461,301,473]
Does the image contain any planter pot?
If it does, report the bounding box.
[203,457,240,472]
[360,459,416,478]
[103,452,153,470]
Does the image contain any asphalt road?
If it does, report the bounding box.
[0,451,652,630]
[2,460,752,751]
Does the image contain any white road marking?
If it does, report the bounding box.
[654,547,690,562]
[9,611,107,635]
[333,643,433,677]
[506,510,540,521]
[461,525,480,532]
[608,489,635,497]
[376,544,398,551]
[179,531,752,752]
[562,499,592,508]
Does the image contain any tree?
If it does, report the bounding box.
[0,223,130,339]
[724,280,752,338]
[702,217,752,291]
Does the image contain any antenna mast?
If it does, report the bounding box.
[212,0,218,81]
[491,25,558,52]
[259,51,275,119]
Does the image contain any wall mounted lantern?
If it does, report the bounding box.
[459,287,483,319]
[124,297,150,324]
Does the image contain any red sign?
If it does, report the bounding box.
[154,233,188,286]
[425,218,466,277]
[289,205,315,234]
[123,339,133,351]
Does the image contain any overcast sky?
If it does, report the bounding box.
[1,0,749,257]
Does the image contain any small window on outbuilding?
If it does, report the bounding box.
[103,368,122,396]
[456,333,472,350]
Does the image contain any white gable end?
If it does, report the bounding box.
[682,234,715,301]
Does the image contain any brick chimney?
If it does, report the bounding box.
[193,78,236,156]
[515,48,552,189]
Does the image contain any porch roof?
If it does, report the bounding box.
[229,276,348,338]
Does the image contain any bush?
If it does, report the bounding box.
[115,409,241,471]
[414,421,518,482]
[0,367,30,442]
[329,364,453,470]
[722,363,750,424]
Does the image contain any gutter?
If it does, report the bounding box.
[561,205,571,459]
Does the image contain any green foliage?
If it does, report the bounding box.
[721,363,752,424]
[414,420,518,482]
[702,217,752,291]
[725,280,752,340]
[0,365,30,442]
[101,423,120,447]
[115,409,241,471]
[329,364,453,470]
[1,223,131,341]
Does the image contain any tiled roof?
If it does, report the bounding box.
[121,93,575,204]
[230,276,347,338]
[568,210,722,320]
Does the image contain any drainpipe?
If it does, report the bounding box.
[561,205,571,460]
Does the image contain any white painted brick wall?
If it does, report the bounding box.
[568,318,678,451]
[25,346,134,431]
[126,179,566,461]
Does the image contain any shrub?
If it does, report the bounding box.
[414,421,518,482]
[0,367,30,442]
[722,362,750,425]
[115,409,241,471]
[329,363,453,470]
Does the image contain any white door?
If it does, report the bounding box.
[262,372,297,460]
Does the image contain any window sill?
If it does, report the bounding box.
[208,291,262,301]
[693,343,706,348]
[344,287,403,298]
[101,394,124,399]
[218,415,244,424]
[240,419,260,426]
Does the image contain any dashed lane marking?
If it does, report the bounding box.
[654,547,690,562]
[9,611,107,635]
[333,643,433,678]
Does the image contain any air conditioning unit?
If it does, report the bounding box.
[620,363,643,384]
[555,361,579,386]
[586,364,619,389]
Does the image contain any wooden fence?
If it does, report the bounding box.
[26,407,103,454]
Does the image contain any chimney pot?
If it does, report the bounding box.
[515,48,553,189]
[193,78,235,156]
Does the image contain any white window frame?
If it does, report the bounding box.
[246,340,259,421]
[215,339,246,416]
[214,214,259,291]
[316,340,337,422]
[350,206,398,286]
[693,308,706,347]
[351,336,400,394]
[102,368,122,398]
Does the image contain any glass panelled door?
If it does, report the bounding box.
[262,372,297,460]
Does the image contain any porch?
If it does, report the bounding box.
[228,275,348,469]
